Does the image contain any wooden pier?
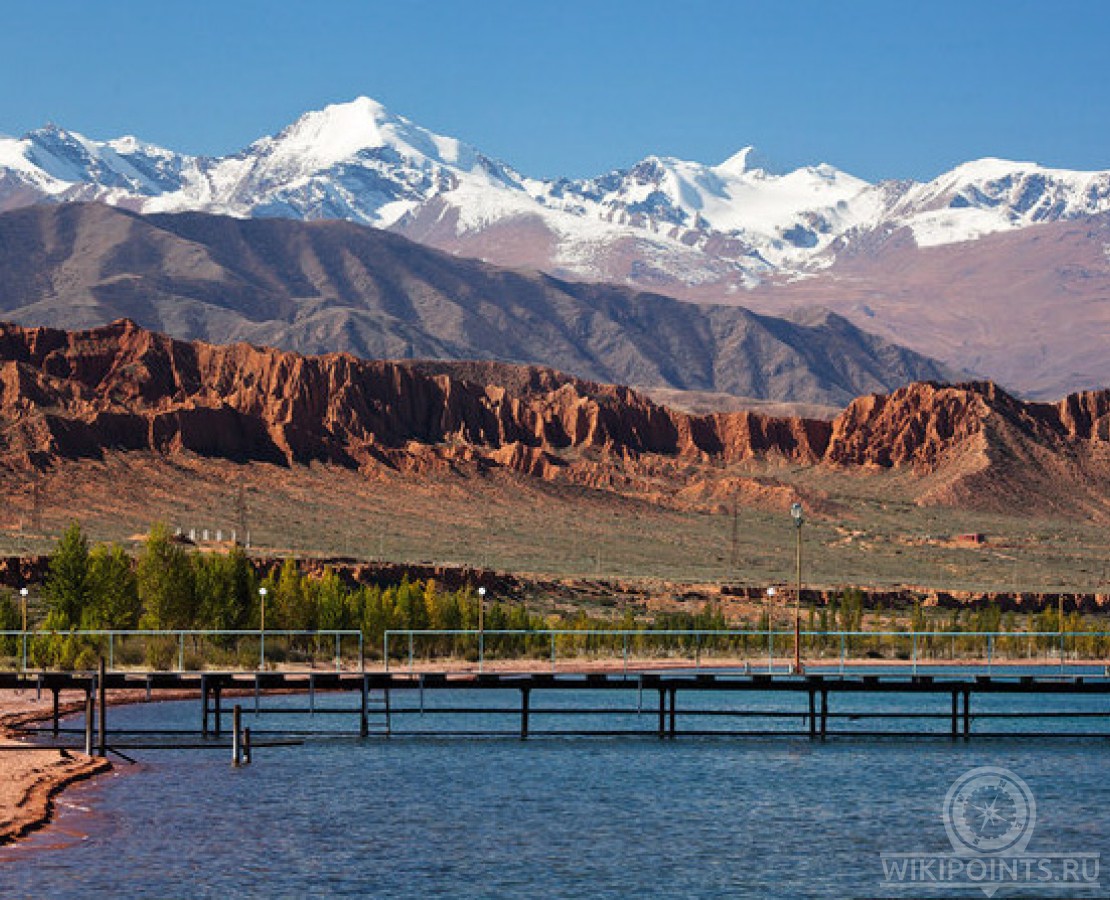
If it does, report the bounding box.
[4,669,1110,746]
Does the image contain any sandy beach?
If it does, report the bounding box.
[0,691,111,846]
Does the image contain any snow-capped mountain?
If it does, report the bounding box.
[882,158,1110,248]
[3,96,1108,291]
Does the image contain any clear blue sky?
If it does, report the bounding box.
[0,0,1106,181]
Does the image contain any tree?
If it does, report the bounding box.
[195,545,255,631]
[86,543,141,629]
[272,558,311,631]
[911,600,927,635]
[317,568,347,631]
[0,591,19,655]
[43,521,91,628]
[138,523,196,628]
[394,576,428,631]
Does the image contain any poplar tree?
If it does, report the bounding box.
[138,523,196,628]
[44,521,91,628]
[87,543,141,628]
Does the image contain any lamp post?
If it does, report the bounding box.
[765,587,776,672]
[258,586,268,671]
[790,503,804,674]
[19,588,28,673]
[477,587,486,673]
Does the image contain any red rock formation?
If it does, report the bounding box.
[0,321,1107,517]
[825,382,992,471]
[0,320,828,477]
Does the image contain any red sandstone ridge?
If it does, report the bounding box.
[825,380,1110,516]
[0,320,1107,516]
[826,380,1110,470]
[0,319,826,474]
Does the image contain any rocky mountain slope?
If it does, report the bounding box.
[1,97,1107,397]
[0,203,952,406]
[0,321,1107,519]
[738,212,1110,400]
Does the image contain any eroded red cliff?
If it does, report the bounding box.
[0,321,1107,515]
[0,320,829,476]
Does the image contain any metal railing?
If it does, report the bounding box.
[0,629,364,673]
[3,628,1107,675]
[382,629,1110,675]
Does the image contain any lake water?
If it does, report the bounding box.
[3,676,1108,898]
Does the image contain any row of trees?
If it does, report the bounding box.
[11,523,746,642]
[3,522,1108,669]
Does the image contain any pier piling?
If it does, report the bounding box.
[84,690,93,757]
[201,676,209,737]
[97,658,107,757]
[360,675,369,738]
[232,705,242,766]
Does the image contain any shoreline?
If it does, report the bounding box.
[0,687,207,847]
[0,694,111,847]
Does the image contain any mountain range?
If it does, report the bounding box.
[0,203,950,407]
[0,96,1107,397]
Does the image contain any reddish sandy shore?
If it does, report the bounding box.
[0,691,111,846]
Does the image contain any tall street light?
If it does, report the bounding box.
[791,503,804,675]
[765,586,776,672]
[477,587,487,674]
[19,587,28,674]
[258,586,268,671]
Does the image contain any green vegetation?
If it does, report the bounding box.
[5,521,1110,671]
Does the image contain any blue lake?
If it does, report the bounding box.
[3,678,1108,898]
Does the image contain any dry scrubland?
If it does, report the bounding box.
[1,452,1106,597]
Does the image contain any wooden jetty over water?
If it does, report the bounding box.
[4,669,1110,749]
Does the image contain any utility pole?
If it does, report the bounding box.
[234,484,248,547]
[730,496,739,570]
[791,503,804,675]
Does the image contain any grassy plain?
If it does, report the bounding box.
[0,452,1106,597]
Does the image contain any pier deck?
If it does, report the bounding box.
[4,669,1110,744]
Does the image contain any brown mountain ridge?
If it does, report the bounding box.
[0,202,954,407]
[0,320,1108,521]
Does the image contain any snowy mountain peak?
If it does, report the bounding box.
[715,146,763,177]
[257,95,479,174]
[1,98,1109,285]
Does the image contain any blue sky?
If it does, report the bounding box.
[0,0,1106,181]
